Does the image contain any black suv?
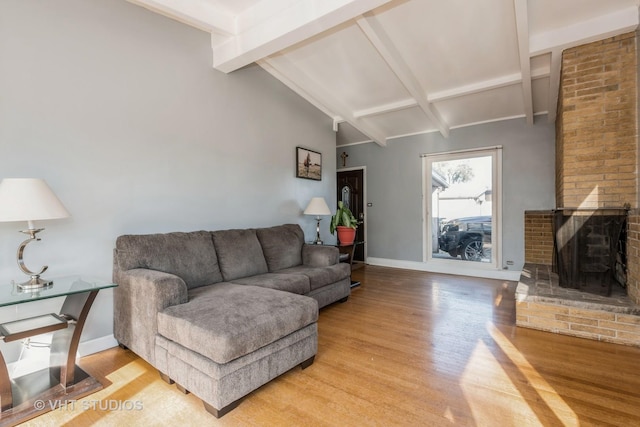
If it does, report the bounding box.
[438,216,491,261]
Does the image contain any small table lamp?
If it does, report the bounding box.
[0,178,71,290]
[304,197,331,245]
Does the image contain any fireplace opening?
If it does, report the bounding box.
[553,208,628,296]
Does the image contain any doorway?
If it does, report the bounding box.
[423,147,502,269]
[337,168,365,262]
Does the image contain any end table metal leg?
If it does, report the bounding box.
[50,290,98,389]
[0,349,13,411]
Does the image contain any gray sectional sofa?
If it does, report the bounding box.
[112,224,351,417]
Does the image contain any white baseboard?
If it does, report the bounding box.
[366,257,522,281]
[78,334,119,358]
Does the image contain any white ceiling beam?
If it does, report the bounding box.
[237,0,309,34]
[429,73,522,102]
[353,74,548,120]
[531,65,550,80]
[259,55,388,146]
[257,59,338,121]
[513,0,534,125]
[530,7,639,125]
[213,0,393,73]
[353,98,417,118]
[530,6,639,56]
[128,0,237,35]
[356,14,449,138]
[546,49,562,124]
[354,67,550,119]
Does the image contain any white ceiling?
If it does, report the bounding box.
[129,0,640,146]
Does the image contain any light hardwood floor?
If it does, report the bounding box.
[21,265,640,426]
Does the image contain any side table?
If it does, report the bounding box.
[0,276,116,426]
[336,241,364,288]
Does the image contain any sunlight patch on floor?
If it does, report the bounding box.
[460,339,541,425]
[443,406,456,423]
[486,322,578,426]
[21,358,151,427]
[103,358,149,386]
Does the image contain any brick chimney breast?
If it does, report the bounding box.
[556,32,638,210]
[554,31,639,305]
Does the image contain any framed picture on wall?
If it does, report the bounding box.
[296,147,322,181]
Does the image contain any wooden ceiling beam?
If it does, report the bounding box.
[513,0,534,125]
[546,49,562,123]
[128,0,236,35]
[259,55,389,146]
[353,98,417,119]
[529,7,639,124]
[529,7,639,56]
[356,13,450,138]
[257,59,338,121]
[429,73,523,103]
[213,0,393,73]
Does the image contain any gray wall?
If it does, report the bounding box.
[0,0,336,359]
[337,117,555,273]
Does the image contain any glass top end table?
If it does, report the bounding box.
[0,276,116,425]
[0,275,116,308]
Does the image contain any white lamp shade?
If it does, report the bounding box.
[0,178,71,223]
[304,197,331,216]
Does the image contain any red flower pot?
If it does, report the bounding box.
[336,226,356,245]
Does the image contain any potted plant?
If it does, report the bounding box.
[329,201,358,245]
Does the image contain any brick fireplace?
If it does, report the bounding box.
[517,32,640,346]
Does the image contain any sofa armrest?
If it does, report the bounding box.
[302,244,339,267]
[113,268,188,365]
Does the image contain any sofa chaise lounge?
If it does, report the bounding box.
[113,224,351,417]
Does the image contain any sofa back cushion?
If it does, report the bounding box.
[211,229,268,281]
[256,224,304,271]
[115,231,223,289]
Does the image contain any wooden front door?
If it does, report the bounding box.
[337,169,364,261]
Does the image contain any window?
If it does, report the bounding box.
[423,147,502,269]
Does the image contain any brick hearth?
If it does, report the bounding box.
[517,264,640,347]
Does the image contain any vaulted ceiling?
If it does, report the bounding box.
[129,0,640,146]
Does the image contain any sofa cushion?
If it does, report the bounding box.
[157,283,318,364]
[256,224,304,271]
[230,273,310,295]
[211,229,268,281]
[278,263,351,291]
[115,231,222,289]
[302,244,340,267]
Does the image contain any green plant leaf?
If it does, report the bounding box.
[330,200,357,233]
[330,215,337,234]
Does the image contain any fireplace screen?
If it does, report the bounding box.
[553,209,627,296]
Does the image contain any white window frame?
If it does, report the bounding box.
[422,146,502,271]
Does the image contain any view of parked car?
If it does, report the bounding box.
[438,216,491,261]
